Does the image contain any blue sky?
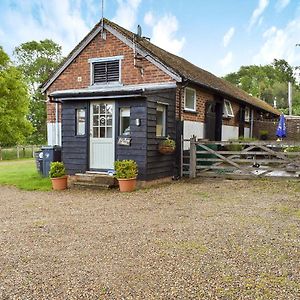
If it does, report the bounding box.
[1,0,300,76]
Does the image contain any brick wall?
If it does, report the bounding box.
[253,116,300,141]
[46,29,174,122]
[175,84,213,122]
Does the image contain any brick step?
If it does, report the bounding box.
[72,181,113,190]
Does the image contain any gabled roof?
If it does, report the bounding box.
[42,18,280,116]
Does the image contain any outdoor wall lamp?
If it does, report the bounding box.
[135,118,141,126]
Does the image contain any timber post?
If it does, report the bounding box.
[189,136,197,178]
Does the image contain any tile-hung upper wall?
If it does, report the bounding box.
[46,30,175,123]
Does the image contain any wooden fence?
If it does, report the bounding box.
[183,137,300,179]
[0,145,41,161]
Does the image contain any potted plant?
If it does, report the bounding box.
[158,136,176,154]
[49,161,68,190]
[259,130,269,141]
[114,160,138,192]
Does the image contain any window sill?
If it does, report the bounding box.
[183,109,197,114]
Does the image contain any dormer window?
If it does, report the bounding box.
[88,56,123,85]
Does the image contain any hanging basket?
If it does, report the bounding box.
[158,144,176,155]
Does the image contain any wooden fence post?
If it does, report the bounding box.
[189,136,197,178]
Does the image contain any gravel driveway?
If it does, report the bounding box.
[0,179,299,299]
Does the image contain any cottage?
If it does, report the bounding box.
[42,18,280,181]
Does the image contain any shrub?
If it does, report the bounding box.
[284,146,300,152]
[114,160,138,179]
[49,162,66,178]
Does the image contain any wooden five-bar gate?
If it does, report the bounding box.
[182,137,300,179]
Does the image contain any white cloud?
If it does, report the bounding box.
[112,0,141,31]
[220,51,233,68]
[0,0,91,57]
[276,0,290,11]
[144,11,154,26]
[147,14,185,55]
[249,0,269,29]
[253,17,300,66]
[223,27,235,47]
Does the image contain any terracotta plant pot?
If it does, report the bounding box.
[158,145,176,154]
[118,178,137,192]
[51,176,68,190]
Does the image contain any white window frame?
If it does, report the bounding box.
[184,87,196,112]
[119,107,130,136]
[223,99,234,118]
[76,108,86,136]
[245,107,250,122]
[88,55,124,86]
[156,104,167,137]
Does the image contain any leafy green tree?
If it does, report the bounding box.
[224,59,300,113]
[0,46,33,146]
[14,39,63,144]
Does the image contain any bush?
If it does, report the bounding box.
[227,137,257,151]
[114,160,138,179]
[284,146,300,152]
[49,162,66,178]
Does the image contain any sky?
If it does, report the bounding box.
[1,0,300,76]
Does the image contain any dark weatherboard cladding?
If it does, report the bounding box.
[60,88,177,180]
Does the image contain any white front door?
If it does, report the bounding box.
[90,101,115,169]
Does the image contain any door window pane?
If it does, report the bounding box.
[120,108,130,135]
[93,127,99,138]
[92,103,113,138]
[107,127,112,138]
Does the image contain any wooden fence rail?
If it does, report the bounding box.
[183,137,300,179]
[0,145,42,161]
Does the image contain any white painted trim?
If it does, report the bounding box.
[42,23,182,93]
[47,123,61,146]
[88,55,124,63]
[50,82,177,97]
[221,125,239,141]
[183,120,204,150]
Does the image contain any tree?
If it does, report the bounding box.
[14,39,63,144]
[0,47,32,146]
[223,59,300,113]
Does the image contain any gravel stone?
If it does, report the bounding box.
[0,178,299,299]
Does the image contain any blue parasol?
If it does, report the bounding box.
[276,114,286,138]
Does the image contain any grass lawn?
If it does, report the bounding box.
[0,159,52,191]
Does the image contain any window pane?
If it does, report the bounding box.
[76,109,86,136]
[156,104,166,137]
[185,88,196,110]
[120,108,130,135]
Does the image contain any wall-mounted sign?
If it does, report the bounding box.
[117,137,131,146]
